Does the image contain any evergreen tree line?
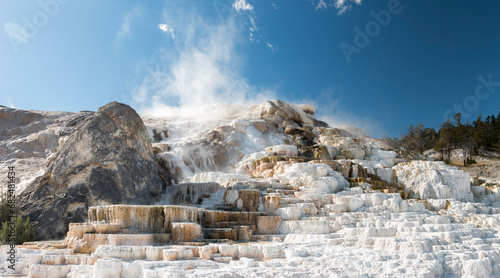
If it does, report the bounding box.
[384,111,500,165]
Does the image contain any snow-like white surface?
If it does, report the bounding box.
[3,102,500,277]
[265,145,298,157]
[4,187,500,277]
[190,171,249,186]
[274,163,349,194]
[143,103,293,180]
[394,161,474,201]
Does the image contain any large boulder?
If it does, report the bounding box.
[20,102,169,240]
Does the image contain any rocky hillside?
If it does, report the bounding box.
[1,100,499,241]
[2,102,173,239]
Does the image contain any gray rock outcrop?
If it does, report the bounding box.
[20,102,170,240]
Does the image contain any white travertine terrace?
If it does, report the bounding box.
[394,161,474,202]
[1,101,500,277]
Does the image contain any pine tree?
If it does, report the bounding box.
[438,119,456,162]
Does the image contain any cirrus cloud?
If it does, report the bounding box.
[314,0,363,14]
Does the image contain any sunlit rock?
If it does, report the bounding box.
[171,223,202,243]
[276,206,303,220]
[257,216,282,234]
[265,145,298,157]
[262,194,281,215]
[236,226,253,241]
[88,205,198,233]
[198,210,262,229]
[237,189,260,211]
[394,161,474,201]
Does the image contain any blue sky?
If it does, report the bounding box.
[1,0,499,137]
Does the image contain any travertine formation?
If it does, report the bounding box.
[1,100,500,277]
[3,175,500,277]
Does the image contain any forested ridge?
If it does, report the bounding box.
[384,111,500,164]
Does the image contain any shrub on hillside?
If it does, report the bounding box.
[0,193,36,245]
[0,216,36,245]
[466,157,477,166]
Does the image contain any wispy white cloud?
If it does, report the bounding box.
[248,16,259,42]
[267,42,278,52]
[116,5,142,42]
[232,0,259,42]
[335,0,362,14]
[271,3,277,10]
[232,0,253,12]
[316,0,328,10]
[314,0,362,14]
[158,23,175,39]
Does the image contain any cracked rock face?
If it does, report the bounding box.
[20,102,169,240]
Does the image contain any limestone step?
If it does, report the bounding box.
[66,265,94,278]
[92,245,149,260]
[194,238,233,244]
[212,204,238,211]
[163,247,197,261]
[212,256,232,263]
[279,220,341,234]
[89,245,211,261]
[198,210,263,229]
[339,227,397,238]
[88,205,199,233]
[27,265,91,278]
[29,264,72,278]
[252,234,287,241]
[175,241,208,246]
[283,233,340,244]
[273,189,295,196]
[203,228,237,241]
[326,238,345,245]
[31,254,97,266]
[212,221,241,228]
[21,241,68,250]
[80,233,171,253]
[92,223,122,234]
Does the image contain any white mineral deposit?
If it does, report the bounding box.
[1,100,500,278]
